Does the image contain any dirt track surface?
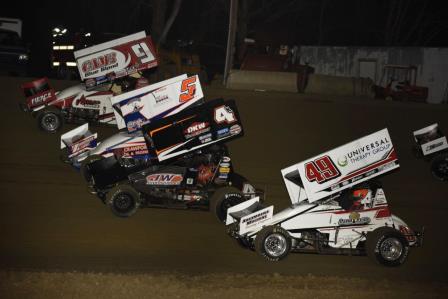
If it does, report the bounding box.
[1,76,448,291]
[2,271,448,299]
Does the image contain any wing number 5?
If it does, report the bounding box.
[179,76,197,102]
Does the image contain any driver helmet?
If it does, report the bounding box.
[351,188,372,208]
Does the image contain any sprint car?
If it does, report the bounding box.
[226,129,422,266]
[60,73,204,170]
[412,123,448,181]
[102,144,260,221]
[80,97,259,221]
[20,31,157,133]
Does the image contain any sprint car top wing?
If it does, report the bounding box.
[282,128,399,203]
[110,74,204,133]
[142,98,244,162]
[74,31,158,88]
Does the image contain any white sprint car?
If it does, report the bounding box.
[60,73,203,169]
[226,128,422,266]
[412,123,448,181]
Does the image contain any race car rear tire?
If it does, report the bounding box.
[366,227,409,267]
[255,226,291,262]
[106,184,141,218]
[37,108,63,133]
[210,186,244,222]
[430,153,448,181]
[80,155,103,183]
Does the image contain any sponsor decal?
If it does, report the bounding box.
[216,127,230,138]
[239,206,274,235]
[121,98,144,116]
[123,144,148,156]
[242,183,256,195]
[230,124,242,136]
[426,141,444,151]
[344,137,391,164]
[115,69,127,78]
[214,105,236,124]
[155,93,169,104]
[85,78,96,88]
[184,122,210,138]
[199,133,212,144]
[30,91,53,106]
[222,156,231,163]
[75,96,101,108]
[96,75,109,85]
[127,119,146,132]
[82,52,118,76]
[242,209,271,226]
[338,212,371,226]
[224,193,242,199]
[337,156,348,167]
[219,167,230,174]
[349,211,360,221]
[146,173,183,185]
[69,135,97,155]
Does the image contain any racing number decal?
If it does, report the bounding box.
[214,106,236,124]
[131,42,155,64]
[179,77,197,102]
[305,155,340,184]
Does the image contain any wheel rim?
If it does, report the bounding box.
[114,193,134,213]
[264,233,287,257]
[380,237,403,261]
[41,113,59,132]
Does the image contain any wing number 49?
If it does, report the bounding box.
[305,155,340,184]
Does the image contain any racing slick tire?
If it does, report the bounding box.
[106,183,141,218]
[430,153,448,181]
[36,107,63,133]
[80,155,103,183]
[210,186,245,222]
[255,226,292,262]
[366,227,409,267]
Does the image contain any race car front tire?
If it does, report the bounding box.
[210,186,244,222]
[80,155,103,183]
[366,227,409,267]
[37,108,63,133]
[430,153,448,181]
[106,184,141,218]
[255,226,291,262]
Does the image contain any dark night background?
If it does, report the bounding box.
[3,0,448,76]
